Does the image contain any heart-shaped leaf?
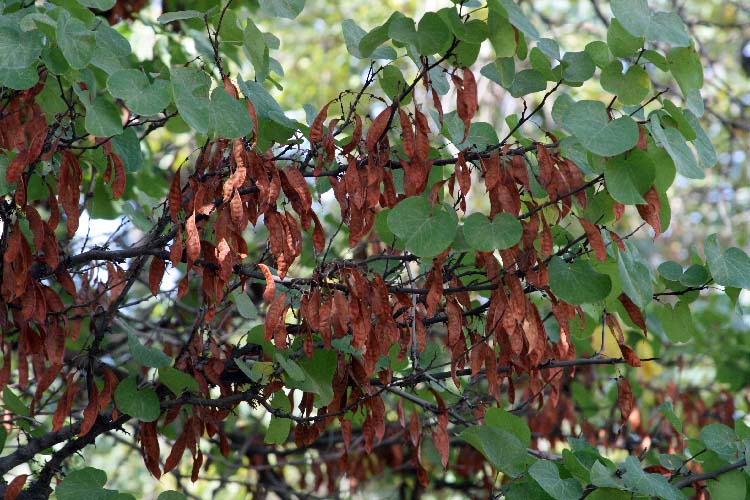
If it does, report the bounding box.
[388,197,458,258]
[648,114,703,179]
[563,100,638,157]
[704,234,750,288]
[463,212,522,251]
[604,150,656,204]
[611,0,690,47]
[107,70,170,116]
[114,376,160,422]
[549,256,612,305]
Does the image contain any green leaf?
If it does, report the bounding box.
[417,12,451,55]
[585,41,611,68]
[648,114,703,179]
[529,461,583,500]
[114,376,161,422]
[170,66,211,134]
[265,393,292,444]
[590,461,623,489]
[83,97,124,137]
[56,11,96,69]
[157,10,204,24]
[484,408,531,447]
[686,89,704,117]
[704,234,750,289]
[359,23,391,58]
[232,290,257,319]
[658,261,683,281]
[617,242,653,308]
[604,150,656,204]
[449,40,481,67]
[208,87,254,138]
[667,47,703,96]
[611,0,690,46]
[389,16,418,47]
[259,0,305,19]
[508,69,547,97]
[234,358,260,382]
[111,128,144,173]
[94,24,131,59]
[379,65,410,105]
[659,454,685,470]
[456,19,487,43]
[679,264,708,287]
[700,424,739,461]
[457,425,531,477]
[463,212,522,252]
[621,456,686,500]
[236,77,297,129]
[342,19,366,58]
[56,467,121,500]
[108,70,171,116]
[294,349,336,406]
[707,470,746,500]
[563,100,638,157]
[3,386,29,417]
[562,449,591,484]
[600,61,651,106]
[562,51,595,83]
[487,9,516,58]
[158,367,199,396]
[387,197,458,258]
[548,256,612,305]
[243,19,270,81]
[0,20,44,70]
[157,492,188,500]
[77,0,117,10]
[658,301,696,343]
[530,48,555,81]
[275,353,306,381]
[537,38,560,60]
[662,100,695,141]
[607,18,644,58]
[341,19,396,59]
[0,66,39,90]
[684,110,717,168]
[128,333,171,368]
[489,0,539,41]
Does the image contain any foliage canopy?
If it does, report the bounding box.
[0,0,749,499]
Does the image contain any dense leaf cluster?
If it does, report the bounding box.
[0,0,748,499]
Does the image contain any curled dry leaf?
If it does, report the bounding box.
[258,263,276,303]
[169,167,182,223]
[452,67,478,142]
[398,108,415,160]
[185,212,201,265]
[5,474,28,500]
[618,293,647,335]
[79,383,99,437]
[148,257,166,296]
[309,102,330,144]
[579,217,606,261]
[341,114,362,155]
[366,106,392,153]
[140,421,162,479]
[636,187,662,237]
[111,153,126,199]
[164,428,188,474]
[617,376,634,422]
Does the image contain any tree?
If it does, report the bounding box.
[0,0,748,498]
